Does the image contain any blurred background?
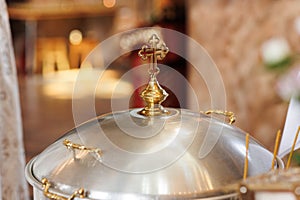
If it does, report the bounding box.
[7,0,300,166]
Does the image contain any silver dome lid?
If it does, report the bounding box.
[26,108,282,199]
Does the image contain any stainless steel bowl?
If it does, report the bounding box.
[25,108,283,200]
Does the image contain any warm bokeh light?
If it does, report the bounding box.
[103,0,116,8]
[69,29,83,45]
[42,69,133,100]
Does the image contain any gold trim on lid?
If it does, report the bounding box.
[138,34,169,116]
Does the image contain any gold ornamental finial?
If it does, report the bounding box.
[138,34,169,116]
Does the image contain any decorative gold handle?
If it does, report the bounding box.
[42,178,86,200]
[63,139,102,159]
[204,110,236,124]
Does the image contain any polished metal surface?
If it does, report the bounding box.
[26,108,283,199]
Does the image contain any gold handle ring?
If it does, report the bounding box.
[204,110,236,124]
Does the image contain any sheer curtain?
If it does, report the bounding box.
[0,0,29,199]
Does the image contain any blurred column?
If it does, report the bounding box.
[25,20,36,74]
[0,0,29,199]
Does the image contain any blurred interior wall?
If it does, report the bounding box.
[187,0,300,149]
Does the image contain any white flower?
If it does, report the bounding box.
[261,37,291,65]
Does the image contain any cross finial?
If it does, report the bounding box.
[137,34,170,117]
[138,34,169,77]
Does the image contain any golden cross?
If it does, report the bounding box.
[138,34,169,77]
[137,34,170,116]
